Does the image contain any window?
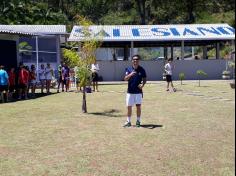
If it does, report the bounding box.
[19,36,57,63]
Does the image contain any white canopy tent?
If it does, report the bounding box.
[69,24,235,60]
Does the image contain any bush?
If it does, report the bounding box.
[197,70,207,76]
[197,70,207,87]
[222,70,231,75]
[179,72,185,85]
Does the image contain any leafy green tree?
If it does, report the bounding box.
[0,0,235,25]
[72,16,102,113]
[62,48,81,68]
[0,0,68,24]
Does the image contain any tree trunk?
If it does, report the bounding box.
[198,80,200,87]
[186,0,195,23]
[135,0,146,25]
[82,86,87,113]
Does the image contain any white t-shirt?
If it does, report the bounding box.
[38,68,45,80]
[45,67,53,80]
[91,64,99,73]
[164,63,173,75]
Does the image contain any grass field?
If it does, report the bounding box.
[0,80,235,176]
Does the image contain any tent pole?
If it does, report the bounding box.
[36,36,39,82]
[216,42,220,60]
[131,41,134,58]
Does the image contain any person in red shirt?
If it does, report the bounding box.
[18,64,29,100]
[8,67,16,101]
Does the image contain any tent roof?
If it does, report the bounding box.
[0,25,67,36]
[69,24,235,42]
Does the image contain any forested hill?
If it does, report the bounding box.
[0,0,235,29]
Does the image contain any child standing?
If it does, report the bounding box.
[164,58,176,92]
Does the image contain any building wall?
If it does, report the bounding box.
[97,59,229,81]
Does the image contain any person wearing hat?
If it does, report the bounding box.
[123,55,147,127]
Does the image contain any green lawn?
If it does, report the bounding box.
[0,80,235,176]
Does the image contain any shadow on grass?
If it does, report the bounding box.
[140,124,163,129]
[1,92,58,104]
[88,109,123,117]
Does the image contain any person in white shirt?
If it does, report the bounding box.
[30,65,37,98]
[38,64,46,93]
[164,58,176,92]
[45,63,54,94]
[91,61,100,92]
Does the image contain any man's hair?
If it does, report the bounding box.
[132,54,141,60]
[19,62,24,66]
[168,58,173,62]
[0,65,4,69]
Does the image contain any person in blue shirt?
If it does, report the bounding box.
[0,65,9,103]
[123,55,147,127]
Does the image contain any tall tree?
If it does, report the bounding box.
[135,0,146,24]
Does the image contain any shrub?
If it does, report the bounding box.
[179,72,185,85]
[222,70,231,75]
[197,70,207,87]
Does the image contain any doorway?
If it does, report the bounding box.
[0,40,17,70]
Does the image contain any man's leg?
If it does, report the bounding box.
[95,82,98,91]
[166,82,170,91]
[136,104,141,127]
[62,80,65,92]
[5,90,8,102]
[41,80,44,93]
[123,106,132,127]
[57,78,61,92]
[93,82,95,91]
[136,104,141,119]
[170,81,176,91]
[24,86,28,99]
[0,92,4,103]
[127,106,132,121]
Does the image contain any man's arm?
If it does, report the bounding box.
[124,71,136,81]
[138,77,146,89]
[5,71,9,86]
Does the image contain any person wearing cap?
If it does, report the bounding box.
[123,55,147,127]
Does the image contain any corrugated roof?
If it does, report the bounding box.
[0,25,67,36]
[69,24,235,42]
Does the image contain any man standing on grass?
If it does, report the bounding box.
[164,58,176,92]
[123,55,147,127]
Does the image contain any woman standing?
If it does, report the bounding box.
[45,63,54,94]
[8,67,16,101]
[164,58,176,92]
[18,65,29,99]
[30,65,37,98]
[38,64,46,94]
[91,61,100,92]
